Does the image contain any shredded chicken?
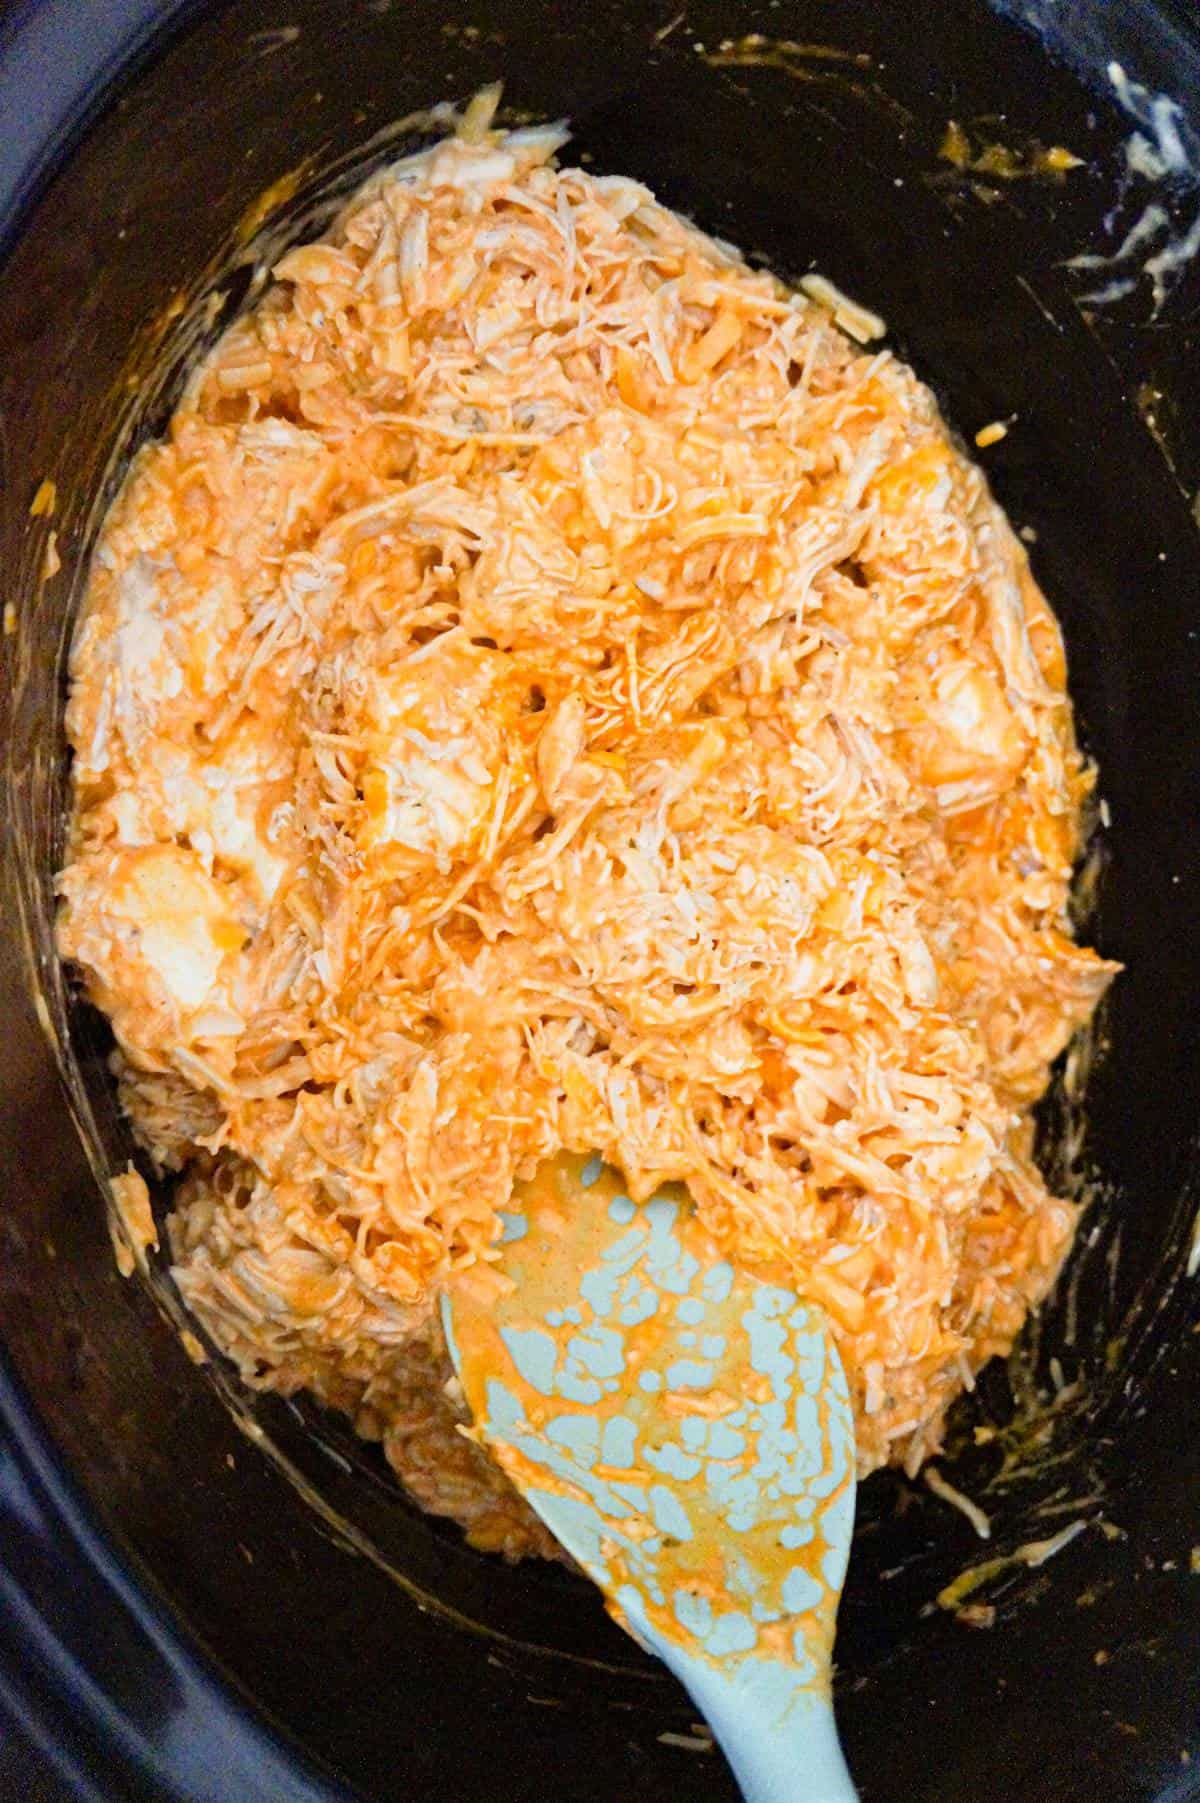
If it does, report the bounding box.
[58,106,1116,1557]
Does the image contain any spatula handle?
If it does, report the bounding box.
[648,1626,857,1803]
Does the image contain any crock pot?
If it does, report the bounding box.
[2,1,1200,1797]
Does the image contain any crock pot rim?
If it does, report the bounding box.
[0,1338,347,1800]
[0,0,206,257]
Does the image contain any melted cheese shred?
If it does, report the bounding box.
[59,119,1116,1555]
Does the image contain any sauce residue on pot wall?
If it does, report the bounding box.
[938,118,1083,182]
[1067,61,1200,313]
[701,34,913,128]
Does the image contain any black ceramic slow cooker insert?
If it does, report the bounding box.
[2,2,1200,1798]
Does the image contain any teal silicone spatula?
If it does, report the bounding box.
[442,1154,858,1802]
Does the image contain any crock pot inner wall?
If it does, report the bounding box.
[2,2,1200,1799]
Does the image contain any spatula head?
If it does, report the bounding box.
[443,1155,856,1686]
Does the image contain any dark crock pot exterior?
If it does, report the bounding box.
[2,2,1200,1797]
